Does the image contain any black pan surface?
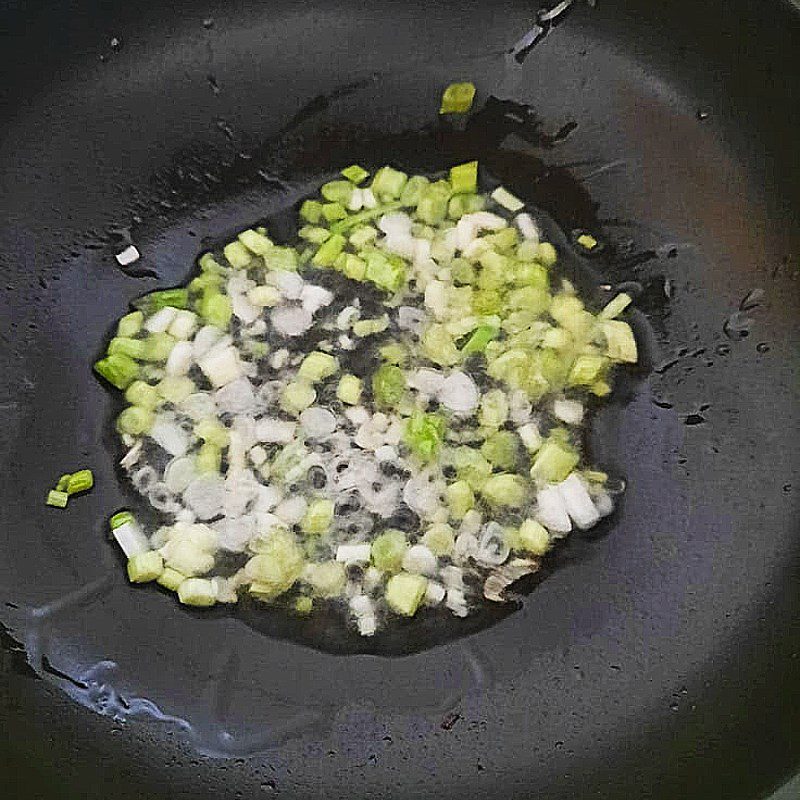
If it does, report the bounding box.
[1,1,798,798]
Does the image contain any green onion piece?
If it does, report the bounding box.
[530,439,579,483]
[300,199,324,224]
[321,180,355,205]
[439,81,476,114]
[304,559,347,597]
[223,241,252,269]
[352,316,389,337]
[577,233,598,250]
[451,258,477,285]
[472,288,502,315]
[127,551,164,583]
[549,294,584,326]
[371,530,408,573]
[416,181,451,225]
[447,192,485,220]
[348,225,378,248]
[189,272,224,294]
[107,336,147,360]
[244,529,305,600]
[372,364,406,408]
[329,201,402,233]
[514,261,548,289]
[295,596,314,613]
[116,311,144,338]
[461,324,498,355]
[481,431,520,471]
[198,253,225,273]
[444,481,474,520]
[421,324,460,366]
[568,355,606,386]
[364,251,405,292]
[109,510,134,530]
[517,519,550,555]
[385,572,428,616]
[601,319,638,362]
[264,246,298,271]
[157,567,186,591]
[422,523,455,556]
[445,447,492,490]
[142,332,176,362]
[591,380,611,397]
[116,406,155,435]
[341,253,366,280]
[479,389,509,428]
[516,240,540,261]
[481,473,527,507]
[280,381,316,414]
[399,175,430,207]
[238,229,273,255]
[247,285,281,307]
[336,374,362,405]
[299,225,331,244]
[301,498,334,535]
[298,351,338,383]
[449,161,478,194]
[312,233,346,267]
[199,293,232,328]
[484,227,519,253]
[133,288,189,314]
[371,166,408,201]
[46,489,69,508]
[600,292,633,320]
[403,411,445,461]
[378,342,407,366]
[341,164,370,184]
[55,474,71,492]
[93,353,139,389]
[178,577,217,607]
[537,242,558,267]
[542,327,572,349]
[195,417,229,447]
[196,442,222,474]
[491,186,525,212]
[66,469,94,495]
[157,375,195,404]
[321,202,348,222]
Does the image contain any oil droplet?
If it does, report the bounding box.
[715,343,731,356]
[683,413,705,426]
[203,18,215,29]
[110,36,122,51]
[739,288,764,311]
[669,701,680,712]
[723,311,752,340]
[756,342,770,353]
[207,74,220,95]
[696,109,710,121]
[216,118,235,142]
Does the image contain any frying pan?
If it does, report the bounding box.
[1,0,798,798]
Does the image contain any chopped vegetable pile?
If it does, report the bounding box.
[95,161,637,635]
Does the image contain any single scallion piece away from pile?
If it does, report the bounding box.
[45,468,94,508]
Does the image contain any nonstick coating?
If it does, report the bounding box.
[1,1,798,798]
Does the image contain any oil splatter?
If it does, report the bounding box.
[683,413,705,426]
